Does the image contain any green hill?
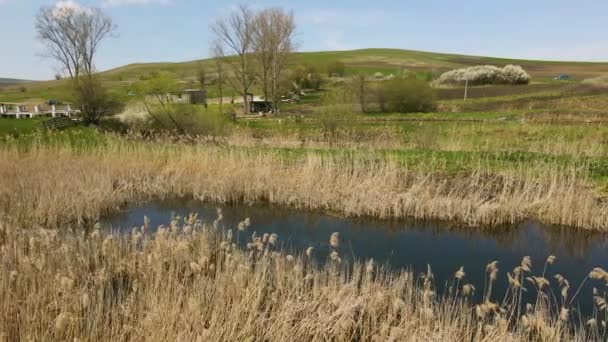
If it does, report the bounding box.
[0,78,32,88]
[101,48,608,81]
[2,48,608,103]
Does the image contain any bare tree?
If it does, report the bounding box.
[196,62,209,108]
[352,74,368,113]
[252,15,272,109]
[211,5,255,115]
[252,8,296,114]
[36,3,115,78]
[197,63,207,90]
[210,40,226,115]
[35,3,116,123]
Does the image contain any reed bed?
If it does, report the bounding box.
[2,215,607,341]
[0,140,606,231]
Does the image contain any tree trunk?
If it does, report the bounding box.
[218,84,223,115]
[243,93,249,114]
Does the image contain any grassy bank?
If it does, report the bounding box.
[0,118,45,135]
[232,120,608,158]
[0,135,606,230]
[2,216,604,341]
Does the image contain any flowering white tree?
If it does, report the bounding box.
[436,65,531,86]
[500,65,531,84]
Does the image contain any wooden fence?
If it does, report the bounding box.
[41,116,75,130]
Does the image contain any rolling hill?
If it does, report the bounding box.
[101,48,608,81]
[2,48,608,103]
[0,78,31,88]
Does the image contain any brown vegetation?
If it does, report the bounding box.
[438,85,608,115]
[3,215,606,341]
[436,83,569,101]
[0,141,606,230]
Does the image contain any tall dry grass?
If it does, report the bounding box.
[0,140,606,231]
[2,216,604,341]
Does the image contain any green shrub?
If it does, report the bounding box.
[327,61,346,77]
[291,64,324,91]
[147,104,230,136]
[318,88,360,142]
[99,117,130,134]
[380,78,436,113]
[72,75,124,124]
[130,73,229,136]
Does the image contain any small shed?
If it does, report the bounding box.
[246,93,273,114]
[176,89,207,106]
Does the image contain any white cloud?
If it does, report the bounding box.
[53,0,91,17]
[102,0,173,7]
[55,0,83,10]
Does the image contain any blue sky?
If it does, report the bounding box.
[1,0,608,80]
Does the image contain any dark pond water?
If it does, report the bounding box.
[103,199,608,317]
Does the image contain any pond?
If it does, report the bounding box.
[103,198,608,317]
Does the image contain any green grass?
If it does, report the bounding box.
[0,118,46,135]
[4,48,608,105]
[101,48,608,83]
[0,121,109,150]
[357,111,523,121]
[0,80,73,103]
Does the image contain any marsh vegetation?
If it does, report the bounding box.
[3,211,608,341]
[2,2,608,340]
[0,133,606,231]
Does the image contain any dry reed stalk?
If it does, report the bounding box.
[0,143,606,230]
[0,219,594,341]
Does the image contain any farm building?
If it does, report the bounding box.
[174,89,207,106]
[246,93,273,114]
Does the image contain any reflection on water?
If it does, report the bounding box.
[103,198,608,315]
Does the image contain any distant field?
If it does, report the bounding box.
[0,78,31,88]
[2,48,608,104]
[435,83,573,100]
[102,48,608,80]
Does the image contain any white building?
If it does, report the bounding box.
[0,102,79,118]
